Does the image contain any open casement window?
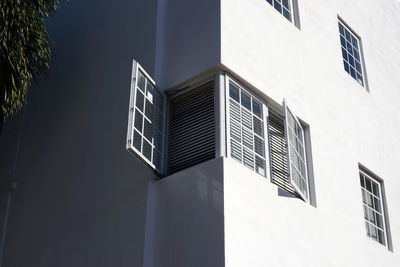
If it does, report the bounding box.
[283,100,309,201]
[126,61,166,174]
[226,77,269,177]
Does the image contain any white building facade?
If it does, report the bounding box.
[1,0,400,267]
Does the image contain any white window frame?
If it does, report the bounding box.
[338,19,367,89]
[225,75,270,179]
[266,0,301,28]
[359,168,388,247]
[126,60,167,174]
[283,100,309,202]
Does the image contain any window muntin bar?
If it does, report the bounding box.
[127,61,166,173]
[227,78,267,177]
[359,169,387,246]
[266,0,293,22]
[284,102,309,201]
[338,21,365,86]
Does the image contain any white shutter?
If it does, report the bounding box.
[126,60,166,174]
[283,100,309,201]
[226,77,267,177]
[268,110,300,197]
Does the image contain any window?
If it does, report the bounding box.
[167,81,216,174]
[127,60,216,176]
[359,168,389,247]
[338,20,366,87]
[126,62,314,205]
[225,76,313,203]
[226,78,268,176]
[126,61,166,173]
[268,110,300,198]
[266,0,301,28]
[283,100,309,201]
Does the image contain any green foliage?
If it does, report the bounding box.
[0,0,60,124]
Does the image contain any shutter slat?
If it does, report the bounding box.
[168,81,215,174]
[268,111,300,197]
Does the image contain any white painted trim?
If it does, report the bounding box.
[359,169,388,247]
[126,60,167,175]
[283,99,309,202]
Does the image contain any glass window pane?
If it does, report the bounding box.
[134,110,143,132]
[343,61,350,73]
[254,136,265,157]
[283,9,291,21]
[253,117,263,136]
[359,169,388,246]
[133,130,142,152]
[255,156,265,176]
[365,179,372,193]
[142,140,152,161]
[339,23,344,35]
[241,108,253,129]
[252,99,262,118]
[350,67,356,79]
[241,91,251,110]
[243,148,254,169]
[146,82,154,102]
[128,62,165,173]
[345,30,351,41]
[353,49,360,61]
[229,83,240,102]
[145,99,153,121]
[274,2,282,12]
[341,48,347,61]
[285,104,309,201]
[373,196,381,213]
[378,230,386,246]
[351,35,358,47]
[242,128,254,150]
[360,174,365,187]
[348,56,355,67]
[230,121,241,142]
[231,139,242,162]
[137,71,146,92]
[136,90,145,112]
[340,36,346,47]
[143,119,153,142]
[372,182,379,196]
[356,74,363,86]
[228,80,267,177]
[338,21,366,87]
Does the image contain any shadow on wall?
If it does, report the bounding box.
[145,158,225,267]
[0,0,159,267]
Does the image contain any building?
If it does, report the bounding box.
[1,0,400,266]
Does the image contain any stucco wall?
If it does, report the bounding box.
[221,0,400,266]
[146,158,225,267]
[0,1,158,266]
[155,0,220,89]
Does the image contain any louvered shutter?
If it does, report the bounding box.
[268,111,300,197]
[168,81,215,174]
[126,60,166,174]
[227,79,267,176]
[283,100,309,201]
